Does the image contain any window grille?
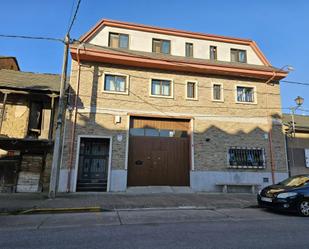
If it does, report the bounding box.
[228,147,265,169]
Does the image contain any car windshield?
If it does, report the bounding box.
[279,175,309,187]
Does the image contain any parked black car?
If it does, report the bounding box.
[257,175,309,216]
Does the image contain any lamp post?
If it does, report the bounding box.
[290,96,304,138]
[287,96,304,177]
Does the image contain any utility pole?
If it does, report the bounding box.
[49,34,70,199]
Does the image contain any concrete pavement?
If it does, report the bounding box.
[0,192,257,214]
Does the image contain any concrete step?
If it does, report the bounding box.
[126,186,194,194]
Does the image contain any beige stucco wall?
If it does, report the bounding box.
[89,26,264,65]
[62,60,287,178]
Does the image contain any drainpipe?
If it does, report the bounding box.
[265,66,292,184]
[265,71,276,184]
[285,134,291,177]
[0,91,8,134]
[66,43,84,192]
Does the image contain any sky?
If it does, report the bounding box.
[1,0,308,113]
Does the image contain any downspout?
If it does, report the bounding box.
[66,43,84,192]
[265,71,276,184]
[284,134,291,177]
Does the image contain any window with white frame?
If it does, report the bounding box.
[236,86,255,103]
[186,81,197,99]
[151,79,172,97]
[212,83,223,101]
[228,147,265,169]
[103,74,127,93]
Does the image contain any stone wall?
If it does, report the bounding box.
[16,155,42,192]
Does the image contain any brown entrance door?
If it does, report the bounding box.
[128,117,190,186]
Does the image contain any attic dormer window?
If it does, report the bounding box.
[231,49,247,63]
[152,39,171,54]
[109,32,129,49]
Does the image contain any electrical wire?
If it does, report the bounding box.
[66,0,77,32]
[0,34,64,43]
[67,0,82,34]
[69,68,281,96]
[281,80,309,86]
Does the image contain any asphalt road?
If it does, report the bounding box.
[0,208,308,249]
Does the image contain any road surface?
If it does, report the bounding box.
[0,208,308,249]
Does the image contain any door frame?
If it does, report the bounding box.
[73,135,113,192]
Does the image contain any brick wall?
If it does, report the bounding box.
[62,60,287,175]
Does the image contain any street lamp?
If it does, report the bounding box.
[290,96,304,138]
[295,96,304,107]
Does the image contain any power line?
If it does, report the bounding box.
[0,34,64,43]
[67,0,82,34]
[71,90,309,112]
[281,80,309,86]
[70,68,281,96]
[66,0,77,32]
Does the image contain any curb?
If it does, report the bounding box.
[0,206,103,215]
[0,204,258,215]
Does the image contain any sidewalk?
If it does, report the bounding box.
[0,190,258,214]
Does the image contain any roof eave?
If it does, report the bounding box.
[70,46,287,81]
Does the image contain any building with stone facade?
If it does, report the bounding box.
[59,19,290,193]
[0,68,60,192]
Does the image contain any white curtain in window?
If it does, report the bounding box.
[161,82,170,96]
[105,75,125,92]
[115,76,125,92]
[152,81,161,95]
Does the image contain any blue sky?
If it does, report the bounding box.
[1,0,308,112]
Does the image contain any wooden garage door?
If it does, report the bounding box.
[128,117,190,186]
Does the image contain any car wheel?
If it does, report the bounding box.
[298,199,309,217]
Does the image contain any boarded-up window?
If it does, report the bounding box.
[28,102,43,136]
